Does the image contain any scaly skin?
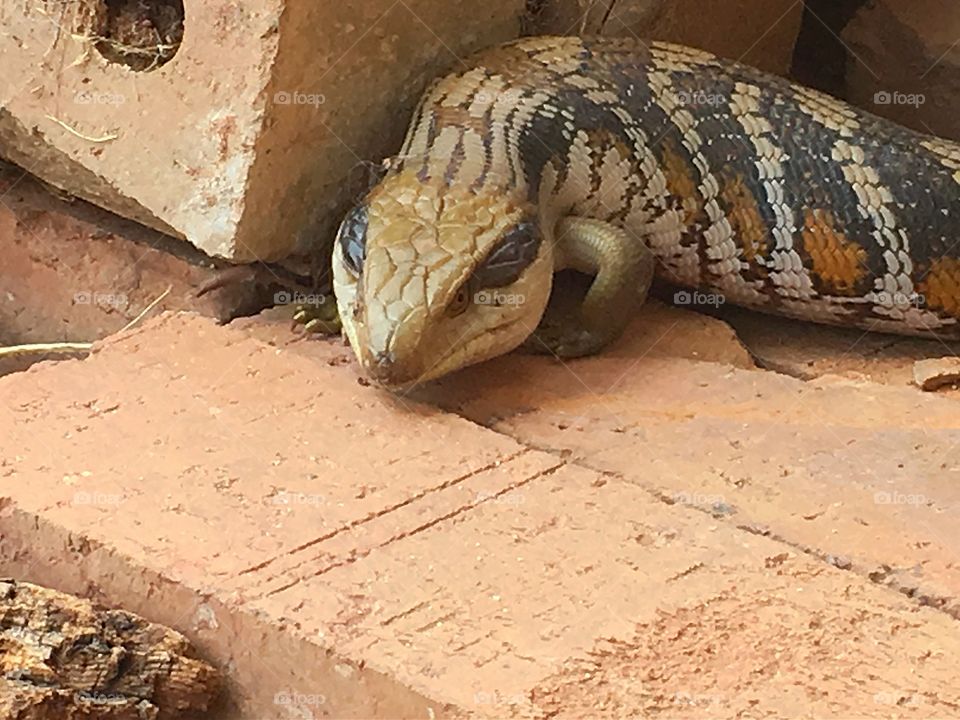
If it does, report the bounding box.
[329,36,960,389]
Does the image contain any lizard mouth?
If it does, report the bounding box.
[362,312,539,392]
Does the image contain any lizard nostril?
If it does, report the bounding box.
[365,349,413,387]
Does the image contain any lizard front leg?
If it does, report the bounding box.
[525,216,656,357]
[292,300,342,335]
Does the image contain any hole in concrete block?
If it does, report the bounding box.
[82,0,185,72]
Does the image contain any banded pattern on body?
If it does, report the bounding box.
[392,36,960,338]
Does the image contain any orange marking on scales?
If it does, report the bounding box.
[660,137,702,227]
[801,208,867,295]
[720,173,768,263]
[918,257,960,319]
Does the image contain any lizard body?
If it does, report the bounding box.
[329,36,960,388]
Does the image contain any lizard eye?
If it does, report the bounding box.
[337,205,369,276]
[447,286,471,317]
[471,220,541,289]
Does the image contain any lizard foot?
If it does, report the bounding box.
[292,297,343,335]
[523,315,612,357]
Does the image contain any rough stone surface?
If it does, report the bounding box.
[913,356,960,392]
[0,165,282,377]
[842,0,960,139]
[718,305,960,395]
[0,0,525,261]
[529,0,804,74]
[1,311,960,717]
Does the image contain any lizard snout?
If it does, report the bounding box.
[361,347,420,389]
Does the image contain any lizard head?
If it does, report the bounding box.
[332,169,555,390]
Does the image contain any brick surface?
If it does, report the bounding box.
[420,328,960,621]
[1,311,960,717]
[0,0,525,261]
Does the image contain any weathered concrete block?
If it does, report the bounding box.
[0,0,525,262]
[528,0,804,74]
[842,0,960,140]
